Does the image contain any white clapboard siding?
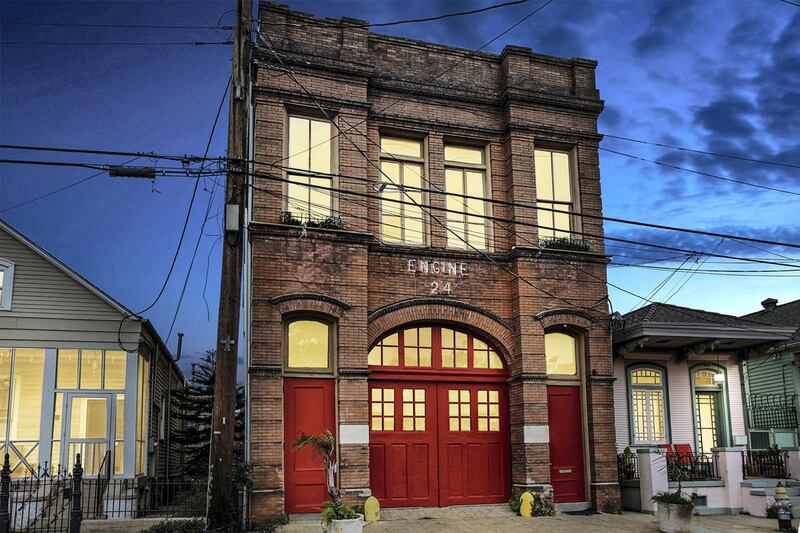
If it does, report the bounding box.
[613,358,630,451]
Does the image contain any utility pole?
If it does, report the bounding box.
[207,0,251,530]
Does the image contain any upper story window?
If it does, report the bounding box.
[56,349,127,390]
[544,331,577,376]
[534,149,575,239]
[286,115,334,219]
[286,318,333,372]
[629,367,667,444]
[0,259,14,311]
[380,137,426,245]
[444,145,488,251]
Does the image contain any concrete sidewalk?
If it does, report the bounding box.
[276,505,780,533]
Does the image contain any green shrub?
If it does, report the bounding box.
[533,494,556,516]
[651,490,697,511]
[320,501,360,524]
[509,495,521,514]
[145,518,205,533]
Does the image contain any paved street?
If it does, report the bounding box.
[277,505,781,533]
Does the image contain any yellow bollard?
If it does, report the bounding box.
[519,491,534,517]
[364,495,380,523]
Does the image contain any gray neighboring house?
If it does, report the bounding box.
[741,298,800,448]
[0,217,184,479]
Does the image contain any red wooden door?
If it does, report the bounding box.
[437,383,510,506]
[547,385,586,503]
[284,378,335,514]
[368,382,439,507]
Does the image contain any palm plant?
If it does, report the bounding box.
[294,429,341,507]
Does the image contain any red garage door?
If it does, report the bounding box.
[368,325,510,508]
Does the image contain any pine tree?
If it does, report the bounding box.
[173,350,244,478]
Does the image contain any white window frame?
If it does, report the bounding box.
[0,258,15,311]
[628,366,668,446]
[284,113,337,220]
[534,148,580,239]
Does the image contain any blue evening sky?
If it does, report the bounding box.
[1,0,798,373]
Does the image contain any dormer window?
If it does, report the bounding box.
[0,259,14,310]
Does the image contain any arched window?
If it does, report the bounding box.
[544,332,577,376]
[629,366,667,445]
[368,325,504,373]
[692,366,727,454]
[0,258,14,311]
[285,318,333,371]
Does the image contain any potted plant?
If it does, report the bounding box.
[295,430,363,533]
[651,456,696,533]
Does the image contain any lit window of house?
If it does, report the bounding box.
[286,115,334,219]
[444,145,488,251]
[534,149,575,239]
[380,137,426,245]
[286,319,332,371]
[629,367,667,444]
[545,332,577,376]
[0,348,45,476]
[402,388,425,431]
[0,259,14,310]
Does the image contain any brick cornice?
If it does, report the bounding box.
[534,308,599,329]
[338,367,370,378]
[507,373,548,383]
[271,292,352,319]
[270,292,352,311]
[369,297,512,331]
[248,221,374,244]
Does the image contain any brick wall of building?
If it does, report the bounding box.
[246,1,619,520]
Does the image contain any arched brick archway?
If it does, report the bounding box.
[367,298,515,367]
[534,307,598,332]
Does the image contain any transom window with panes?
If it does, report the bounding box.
[534,149,577,239]
[284,318,334,373]
[286,115,334,219]
[444,145,489,251]
[379,136,426,245]
[628,366,667,445]
[368,325,504,373]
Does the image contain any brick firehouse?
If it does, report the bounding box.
[243,3,619,520]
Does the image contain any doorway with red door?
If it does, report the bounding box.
[367,325,511,508]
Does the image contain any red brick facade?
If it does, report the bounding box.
[245,2,620,519]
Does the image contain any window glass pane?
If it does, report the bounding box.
[445,169,463,195]
[116,395,125,438]
[287,320,330,368]
[104,351,126,389]
[534,150,554,201]
[57,349,79,389]
[80,350,103,389]
[631,369,662,385]
[694,370,717,387]
[0,349,10,437]
[445,145,483,165]
[537,204,555,239]
[288,116,310,171]
[308,177,332,217]
[309,119,332,174]
[545,332,577,375]
[8,349,44,440]
[466,171,484,198]
[52,393,64,439]
[552,152,571,202]
[404,164,423,188]
[69,398,108,440]
[381,137,422,158]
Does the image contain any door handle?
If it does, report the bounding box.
[558,468,572,474]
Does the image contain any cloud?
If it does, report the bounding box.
[693,96,757,137]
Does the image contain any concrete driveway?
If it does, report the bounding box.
[276,505,781,533]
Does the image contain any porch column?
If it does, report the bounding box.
[712,447,744,511]
[637,447,667,513]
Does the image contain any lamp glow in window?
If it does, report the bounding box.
[441,328,468,368]
[544,332,577,375]
[402,389,425,431]
[448,389,471,431]
[534,149,575,239]
[287,320,330,368]
[629,367,667,444]
[371,388,395,431]
[380,137,426,245]
[287,116,333,219]
[444,145,488,251]
[477,390,500,431]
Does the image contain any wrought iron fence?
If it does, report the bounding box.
[1,452,206,532]
[742,449,790,479]
[668,452,719,481]
[617,451,639,480]
[748,393,798,430]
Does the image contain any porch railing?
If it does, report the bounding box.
[742,449,790,479]
[617,452,639,480]
[668,452,719,481]
[747,393,798,429]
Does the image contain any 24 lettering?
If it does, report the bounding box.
[429,281,453,295]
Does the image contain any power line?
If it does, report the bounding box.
[600,147,800,197]
[116,76,230,351]
[1,21,234,30]
[1,40,232,46]
[0,158,213,176]
[262,0,530,29]
[610,263,800,276]
[778,0,800,7]
[0,143,222,162]
[602,134,800,170]
[0,156,141,214]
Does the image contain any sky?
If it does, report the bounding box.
[1,0,799,373]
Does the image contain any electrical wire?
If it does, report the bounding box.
[1,40,233,46]
[602,134,800,170]
[0,143,222,162]
[600,147,800,197]
[1,21,234,30]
